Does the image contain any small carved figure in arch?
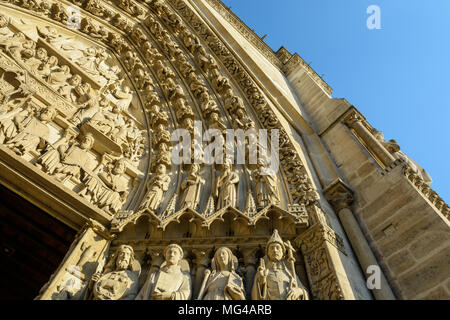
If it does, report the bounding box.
[139,163,171,212]
[51,2,69,24]
[179,163,204,210]
[215,161,239,210]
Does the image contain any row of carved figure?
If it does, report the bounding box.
[142,6,257,139]
[147,0,320,210]
[125,5,283,214]
[139,159,281,214]
[82,230,309,300]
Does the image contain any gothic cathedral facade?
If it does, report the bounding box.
[0,0,448,300]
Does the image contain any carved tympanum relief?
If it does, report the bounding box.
[0,10,148,217]
[0,0,311,229]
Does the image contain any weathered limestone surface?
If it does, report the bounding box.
[318,111,450,299]
[0,0,447,300]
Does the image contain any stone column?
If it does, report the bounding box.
[36,219,112,300]
[324,180,396,300]
[346,113,396,167]
[241,246,259,298]
[296,205,355,300]
[192,248,212,299]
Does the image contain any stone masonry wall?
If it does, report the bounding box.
[322,122,450,299]
[286,64,450,299]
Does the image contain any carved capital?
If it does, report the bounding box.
[344,112,363,127]
[323,179,354,212]
[296,223,346,256]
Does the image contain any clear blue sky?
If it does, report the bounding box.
[222,0,450,202]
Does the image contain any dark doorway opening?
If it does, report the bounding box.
[0,183,77,300]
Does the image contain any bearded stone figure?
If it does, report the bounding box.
[136,244,192,300]
[252,230,309,300]
[197,247,246,300]
[90,245,140,300]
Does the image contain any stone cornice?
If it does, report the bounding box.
[323,179,354,212]
[276,46,292,64]
[284,53,333,96]
[204,0,283,69]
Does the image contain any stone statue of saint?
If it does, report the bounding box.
[140,164,171,212]
[90,245,140,300]
[252,159,281,208]
[252,230,309,300]
[197,247,246,300]
[136,244,192,300]
[215,162,239,210]
[180,164,204,210]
